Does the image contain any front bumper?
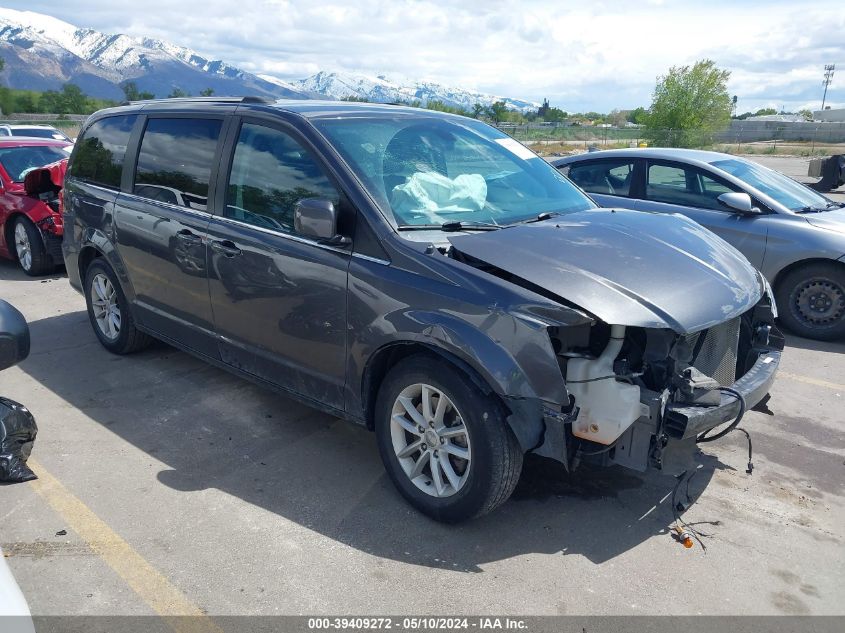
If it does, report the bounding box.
[663,349,781,441]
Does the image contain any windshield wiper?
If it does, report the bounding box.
[797,205,828,213]
[507,211,563,226]
[397,221,501,232]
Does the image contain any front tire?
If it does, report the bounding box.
[84,259,152,354]
[375,355,523,522]
[12,217,52,276]
[776,263,845,341]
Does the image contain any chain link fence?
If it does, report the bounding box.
[497,122,845,157]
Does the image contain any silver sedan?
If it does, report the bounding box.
[553,148,845,340]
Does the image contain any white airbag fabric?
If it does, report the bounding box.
[391,172,487,222]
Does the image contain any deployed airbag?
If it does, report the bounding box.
[0,397,37,483]
[391,172,487,222]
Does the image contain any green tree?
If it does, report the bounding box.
[753,107,777,116]
[644,59,732,147]
[0,57,5,72]
[167,87,189,98]
[488,100,508,124]
[122,81,140,101]
[471,103,484,119]
[798,109,813,121]
[60,84,87,113]
[199,88,214,97]
[14,91,38,113]
[627,106,648,124]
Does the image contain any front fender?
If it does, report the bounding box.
[405,309,567,404]
[353,306,569,452]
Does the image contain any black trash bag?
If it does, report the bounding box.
[0,396,37,483]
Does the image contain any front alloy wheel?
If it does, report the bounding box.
[14,222,32,272]
[11,217,51,276]
[375,355,523,522]
[390,383,472,498]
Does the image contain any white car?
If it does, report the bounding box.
[0,547,35,633]
[0,124,73,142]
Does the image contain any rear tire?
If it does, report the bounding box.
[12,216,53,276]
[775,262,845,341]
[374,355,522,522]
[84,258,153,354]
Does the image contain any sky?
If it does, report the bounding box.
[2,0,843,113]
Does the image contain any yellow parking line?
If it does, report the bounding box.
[778,371,844,391]
[27,458,222,633]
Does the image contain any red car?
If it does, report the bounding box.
[0,138,72,275]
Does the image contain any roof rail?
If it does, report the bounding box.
[118,96,275,106]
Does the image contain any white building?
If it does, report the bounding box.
[813,108,845,122]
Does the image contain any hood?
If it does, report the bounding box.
[448,209,762,334]
[22,159,67,196]
[803,207,845,235]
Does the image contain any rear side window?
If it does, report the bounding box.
[568,160,636,196]
[133,118,223,211]
[70,115,137,189]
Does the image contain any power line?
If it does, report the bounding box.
[821,64,835,110]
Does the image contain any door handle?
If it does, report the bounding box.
[175,229,203,245]
[210,239,242,258]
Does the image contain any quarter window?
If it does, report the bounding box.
[70,115,137,189]
[646,163,741,211]
[133,118,223,211]
[225,123,339,234]
[568,160,636,196]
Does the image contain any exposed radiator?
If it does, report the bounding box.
[684,317,741,386]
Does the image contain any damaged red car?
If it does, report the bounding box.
[0,138,71,275]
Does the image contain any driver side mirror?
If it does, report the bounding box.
[718,192,760,215]
[0,300,30,372]
[294,198,351,247]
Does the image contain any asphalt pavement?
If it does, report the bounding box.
[1,155,843,620]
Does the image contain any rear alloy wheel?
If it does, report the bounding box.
[84,259,153,354]
[12,217,52,276]
[776,262,845,341]
[375,355,522,522]
[90,272,121,341]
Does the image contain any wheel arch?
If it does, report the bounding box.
[3,212,35,256]
[75,229,137,302]
[772,257,845,293]
[77,244,105,283]
[361,341,500,432]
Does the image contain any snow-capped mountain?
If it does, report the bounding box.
[297,71,539,113]
[0,8,539,113]
[0,8,311,100]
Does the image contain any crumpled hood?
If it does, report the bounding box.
[803,207,845,235]
[449,209,763,334]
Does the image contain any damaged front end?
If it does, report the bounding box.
[542,293,783,472]
[22,159,67,262]
[447,209,784,473]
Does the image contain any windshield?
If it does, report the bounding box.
[11,128,68,140]
[711,157,833,212]
[0,145,70,181]
[313,115,595,228]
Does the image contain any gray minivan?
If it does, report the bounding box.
[62,98,783,521]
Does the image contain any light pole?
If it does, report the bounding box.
[822,64,835,111]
